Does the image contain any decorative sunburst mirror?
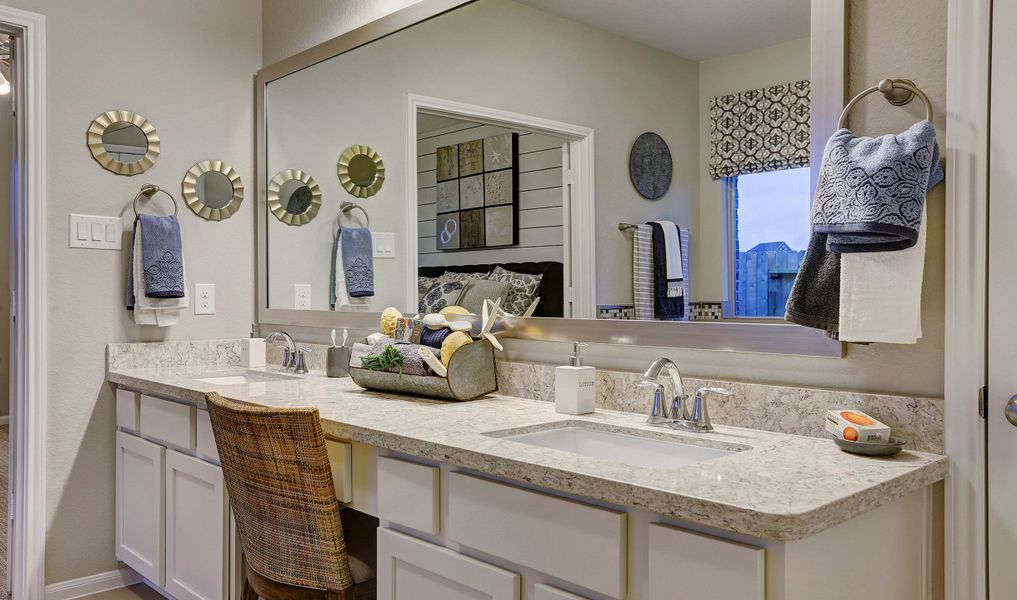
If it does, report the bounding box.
[86,110,160,175]
[267,169,322,226]
[181,160,244,221]
[337,145,385,198]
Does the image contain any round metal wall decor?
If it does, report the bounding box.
[86,109,161,176]
[267,169,322,226]
[337,144,385,198]
[628,132,673,200]
[181,159,244,221]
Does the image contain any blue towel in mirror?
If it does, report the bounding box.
[137,214,185,298]
[340,227,374,298]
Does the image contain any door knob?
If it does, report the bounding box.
[1007,395,1017,426]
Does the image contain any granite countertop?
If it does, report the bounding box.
[107,365,948,542]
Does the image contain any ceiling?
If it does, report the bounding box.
[417,113,472,134]
[515,0,810,62]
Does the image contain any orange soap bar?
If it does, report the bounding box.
[825,410,891,443]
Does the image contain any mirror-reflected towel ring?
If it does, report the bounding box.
[338,201,370,228]
[337,144,385,198]
[838,78,933,129]
[133,184,179,217]
[182,159,244,221]
[268,169,322,226]
[87,110,161,176]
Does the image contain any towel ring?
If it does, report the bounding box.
[338,201,370,228]
[133,184,179,217]
[837,78,934,129]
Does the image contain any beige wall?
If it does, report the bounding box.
[0,0,261,584]
[0,63,8,418]
[695,37,812,303]
[263,0,948,398]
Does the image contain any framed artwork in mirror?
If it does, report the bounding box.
[629,132,672,200]
[435,133,518,250]
[86,109,160,175]
[337,144,385,198]
[181,159,244,221]
[268,169,322,225]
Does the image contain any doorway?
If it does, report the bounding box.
[0,30,9,599]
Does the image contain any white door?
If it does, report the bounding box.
[377,528,519,600]
[165,450,228,600]
[115,431,165,584]
[989,3,1017,594]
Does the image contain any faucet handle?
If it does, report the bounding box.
[636,380,669,423]
[690,387,732,431]
[294,347,312,375]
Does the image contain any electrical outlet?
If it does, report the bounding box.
[294,284,311,310]
[195,284,215,315]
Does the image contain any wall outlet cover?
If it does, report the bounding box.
[373,232,396,258]
[294,284,311,310]
[195,283,215,315]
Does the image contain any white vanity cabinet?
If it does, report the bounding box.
[115,390,239,600]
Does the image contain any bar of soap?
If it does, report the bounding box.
[440,331,472,366]
[825,409,891,443]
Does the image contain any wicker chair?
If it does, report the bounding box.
[205,392,376,600]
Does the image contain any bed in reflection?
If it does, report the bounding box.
[418,261,564,317]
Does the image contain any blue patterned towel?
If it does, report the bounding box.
[812,121,943,253]
[340,227,374,298]
[138,214,185,298]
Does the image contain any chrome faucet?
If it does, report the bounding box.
[634,358,731,432]
[264,330,297,370]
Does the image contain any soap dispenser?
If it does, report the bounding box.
[555,341,596,415]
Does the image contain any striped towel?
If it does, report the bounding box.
[632,224,655,320]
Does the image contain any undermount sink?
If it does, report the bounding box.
[195,371,299,385]
[492,423,742,469]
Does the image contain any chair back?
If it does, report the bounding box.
[205,392,353,592]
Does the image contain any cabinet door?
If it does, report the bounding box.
[115,431,165,585]
[165,450,228,600]
[648,523,764,600]
[378,528,519,600]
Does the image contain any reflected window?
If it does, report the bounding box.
[726,168,811,317]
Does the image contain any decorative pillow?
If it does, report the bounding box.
[488,266,542,315]
[457,280,511,315]
[418,276,439,298]
[436,270,490,284]
[419,280,466,313]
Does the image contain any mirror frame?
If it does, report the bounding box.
[255,0,846,358]
[267,168,322,225]
[182,159,245,221]
[86,109,160,175]
[338,144,386,198]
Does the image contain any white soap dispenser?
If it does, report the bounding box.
[555,341,596,415]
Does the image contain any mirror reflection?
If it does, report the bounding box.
[265,0,812,321]
[279,179,313,215]
[197,171,234,210]
[101,122,148,164]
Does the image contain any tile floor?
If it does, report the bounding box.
[88,584,165,600]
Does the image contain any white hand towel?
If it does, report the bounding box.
[631,224,655,320]
[838,205,927,344]
[334,233,368,310]
[650,221,684,297]
[132,227,187,327]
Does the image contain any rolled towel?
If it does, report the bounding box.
[420,327,453,349]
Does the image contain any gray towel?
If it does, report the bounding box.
[137,214,184,298]
[340,227,374,298]
[812,121,944,253]
[329,228,340,309]
[785,232,841,333]
[631,224,654,320]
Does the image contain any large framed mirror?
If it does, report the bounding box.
[257,0,844,356]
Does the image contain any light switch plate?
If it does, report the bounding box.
[373,232,396,258]
[195,284,215,315]
[69,214,122,250]
[294,284,311,310]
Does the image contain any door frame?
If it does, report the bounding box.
[944,0,990,599]
[406,93,596,318]
[0,5,46,599]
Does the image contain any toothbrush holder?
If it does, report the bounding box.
[327,346,352,378]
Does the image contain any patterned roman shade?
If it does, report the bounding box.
[709,80,811,180]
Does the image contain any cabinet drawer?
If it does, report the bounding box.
[140,395,195,450]
[116,388,141,431]
[648,523,764,600]
[195,409,219,462]
[377,528,519,600]
[534,584,588,600]
[377,456,440,534]
[447,472,626,599]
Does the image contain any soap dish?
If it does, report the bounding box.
[831,435,906,457]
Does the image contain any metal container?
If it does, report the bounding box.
[327,346,352,378]
[348,339,497,401]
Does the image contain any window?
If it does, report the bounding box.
[726,168,811,318]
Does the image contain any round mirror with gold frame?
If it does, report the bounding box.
[86,110,160,175]
[268,169,322,225]
[181,160,244,221]
[337,144,385,198]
